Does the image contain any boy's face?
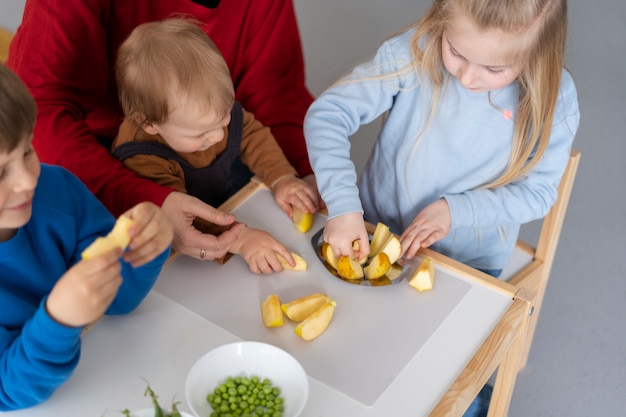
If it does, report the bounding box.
[0,136,40,241]
[144,97,232,154]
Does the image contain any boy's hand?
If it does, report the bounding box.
[46,248,124,327]
[230,227,293,274]
[121,202,174,267]
[324,213,369,260]
[400,198,451,260]
[271,175,320,217]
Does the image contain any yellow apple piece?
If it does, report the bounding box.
[261,294,285,327]
[386,263,404,281]
[321,242,339,269]
[364,252,391,280]
[294,299,337,341]
[281,293,329,321]
[81,215,134,260]
[379,235,402,264]
[277,252,307,271]
[369,222,390,256]
[336,255,364,279]
[292,207,314,233]
[408,258,435,292]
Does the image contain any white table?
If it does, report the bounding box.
[7,181,532,417]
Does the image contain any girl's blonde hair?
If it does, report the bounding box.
[0,63,36,152]
[116,17,235,126]
[411,0,568,187]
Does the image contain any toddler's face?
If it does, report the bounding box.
[442,12,523,93]
[0,136,40,241]
[147,99,232,154]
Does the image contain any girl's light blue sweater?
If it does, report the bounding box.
[304,29,579,269]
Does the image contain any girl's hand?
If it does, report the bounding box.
[229,227,293,274]
[271,175,320,217]
[400,198,451,260]
[324,213,369,260]
[46,248,124,327]
[122,202,174,267]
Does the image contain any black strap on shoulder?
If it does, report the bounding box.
[111,141,192,168]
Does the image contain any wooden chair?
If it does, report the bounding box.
[498,149,581,370]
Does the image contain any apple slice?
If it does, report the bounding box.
[408,258,435,291]
[292,207,314,233]
[82,215,134,260]
[386,263,404,281]
[294,299,337,341]
[281,293,329,321]
[321,242,339,269]
[369,222,390,256]
[261,294,284,327]
[277,252,307,271]
[336,255,364,279]
[364,252,391,280]
[379,235,402,264]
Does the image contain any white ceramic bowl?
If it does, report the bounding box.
[129,408,194,417]
[185,341,308,417]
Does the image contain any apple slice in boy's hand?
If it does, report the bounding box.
[81,215,134,260]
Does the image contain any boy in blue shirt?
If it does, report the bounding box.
[0,63,174,410]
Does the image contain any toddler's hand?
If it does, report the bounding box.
[324,213,369,260]
[230,226,293,274]
[271,175,320,217]
[400,198,451,260]
[46,248,124,327]
[121,202,174,267]
[301,173,325,209]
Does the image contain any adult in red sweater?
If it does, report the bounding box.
[7,0,319,261]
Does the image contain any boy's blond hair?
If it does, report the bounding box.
[0,63,36,152]
[411,0,569,187]
[116,18,235,126]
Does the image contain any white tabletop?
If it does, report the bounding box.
[8,185,517,417]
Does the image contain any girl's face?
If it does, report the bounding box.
[442,12,523,93]
[144,96,231,154]
[0,136,40,241]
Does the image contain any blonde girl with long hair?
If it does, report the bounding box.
[305,0,579,278]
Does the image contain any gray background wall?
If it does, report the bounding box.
[2,1,625,415]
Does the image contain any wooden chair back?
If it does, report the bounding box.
[502,149,581,369]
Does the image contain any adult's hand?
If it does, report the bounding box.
[161,192,245,260]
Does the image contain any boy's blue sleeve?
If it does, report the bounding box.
[0,300,82,411]
[106,246,171,315]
